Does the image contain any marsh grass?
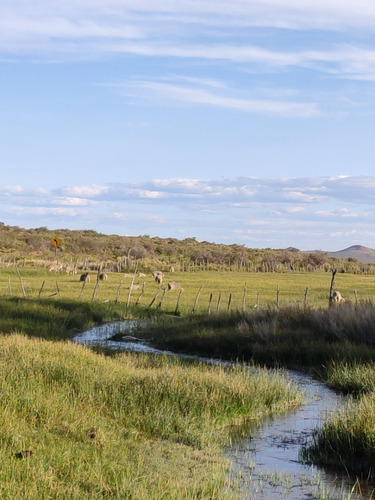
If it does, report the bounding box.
[0,334,301,499]
[0,297,135,339]
[139,302,375,368]
[304,391,375,480]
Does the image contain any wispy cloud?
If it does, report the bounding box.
[121,79,319,117]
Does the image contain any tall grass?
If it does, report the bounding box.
[0,334,301,499]
[138,302,375,368]
[304,391,375,479]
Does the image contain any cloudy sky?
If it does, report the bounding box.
[2,1,375,250]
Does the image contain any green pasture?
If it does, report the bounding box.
[2,267,375,315]
[0,334,301,499]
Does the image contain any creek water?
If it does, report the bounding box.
[74,320,374,500]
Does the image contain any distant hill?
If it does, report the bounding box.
[328,245,375,263]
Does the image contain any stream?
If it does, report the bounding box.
[74,321,374,500]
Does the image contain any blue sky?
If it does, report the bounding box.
[2,1,375,250]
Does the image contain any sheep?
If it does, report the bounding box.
[48,264,62,272]
[79,272,90,282]
[129,284,141,291]
[167,281,184,291]
[332,291,345,303]
[98,273,108,281]
[153,271,164,285]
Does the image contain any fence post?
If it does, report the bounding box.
[242,283,247,313]
[192,284,204,313]
[216,291,221,312]
[126,276,135,311]
[156,288,166,310]
[115,279,124,304]
[174,289,182,315]
[304,287,309,308]
[227,293,232,312]
[78,281,86,299]
[38,281,45,298]
[16,266,26,298]
[135,282,146,306]
[149,288,162,307]
[207,293,213,315]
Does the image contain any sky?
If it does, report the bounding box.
[2,1,375,251]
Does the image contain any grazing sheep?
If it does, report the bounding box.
[169,266,175,273]
[129,284,141,291]
[65,265,77,275]
[48,264,62,272]
[138,272,147,277]
[153,271,164,285]
[167,281,184,291]
[332,291,345,303]
[98,273,107,281]
[79,272,90,283]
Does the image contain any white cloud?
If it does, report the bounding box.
[3,176,375,250]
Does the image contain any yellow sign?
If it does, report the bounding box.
[51,237,61,248]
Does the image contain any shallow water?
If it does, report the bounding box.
[74,320,375,500]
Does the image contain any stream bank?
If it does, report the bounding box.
[74,320,374,499]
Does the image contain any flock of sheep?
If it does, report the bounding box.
[76,269,184,292]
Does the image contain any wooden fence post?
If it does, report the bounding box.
[174,289,182,315]
[16,266,26,298]
[78,281,86,299]
[126,276,135,311]
[242,283,247,313]
[135,282,146,306]
[329,268,337,307]
[91,268,101,301]
[149,289,162,307]
[8,275,12,296]
[156,288,166,310]
[115,279,124,304]
[38,281,45,298]
[227,293,232,312]
[276,286,280,308]
[304,287,309,308]
[216,291,221,312]
[207,293,213,315]
[192,284,204,313]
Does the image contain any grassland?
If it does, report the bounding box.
[0,265,308,499]
[0,334,301,499]
[2,266,375,315]
[3,264,375,489]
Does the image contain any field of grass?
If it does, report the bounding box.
[3,264,375,489]
[0,334,301,499]
[2,266,375,315]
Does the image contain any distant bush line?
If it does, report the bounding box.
[0,223,373,275]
